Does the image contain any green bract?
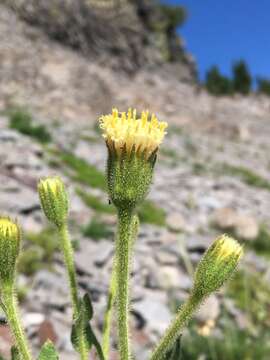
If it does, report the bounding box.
[38,177,68,227]
[107,145,156,210]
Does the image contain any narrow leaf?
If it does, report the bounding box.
[71,293,104,359]
[90,329,105,360]
[82,293,93,320]
[38,340,59,360]
[71,318,87,352]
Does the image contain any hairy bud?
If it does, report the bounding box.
[38,177,68,227]
[193,235,243,299]
[0,217,21,285]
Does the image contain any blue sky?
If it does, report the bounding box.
[163,0,270,81]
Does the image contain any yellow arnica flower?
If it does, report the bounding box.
[38,177,61,196]
[215,235,243,261]
[100,108,168,158]
[0,218,20,239]
[0,217,21,284]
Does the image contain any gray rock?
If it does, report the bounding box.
[68,190,92,226]
[0,177,39,214]
[244,251,268,272]
[156,266,191,290]
[236,123,251,142]
[19,213,43,233]
[133,294,171,336]
[212,207,237,230]
[155,250,179,265]
[166,212,186,232]
[198,196,221,210]
[75,239,114,274]
[223,298,249,329]
[0,128,20,140]
[28,269,70,310]
[23,312,45,328]
[186,234,212,251]
[234,214,259,241]
[196,295,220,323]
[213,208,259,241]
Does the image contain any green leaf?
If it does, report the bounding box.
[11,346,20,360]
[71,294,104,360]
[82,293,93,321]
[38,341,59,360]
[71,317,86,352]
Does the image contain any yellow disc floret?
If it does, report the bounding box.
[0,218,20,239]
[39,177,61,196]
[100,108,168,158]
[215,235,243,261]
[0,217,21,284]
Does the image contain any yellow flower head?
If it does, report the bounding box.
[0,217,21,284]
[215,235,243,261]
[0,217,20,240]
[100,108,168,158]
[38,177,62,196]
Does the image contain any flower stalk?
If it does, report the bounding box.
[38,177,89,360]
[2,285,32,360]
[102,214,139,360]
[150,294,200,360]
[115,208,136,360]
[0,218,32,360]
[58,223,89,360]
[59,223,80,315]
[150,235,243,359]
[100,108,167,360]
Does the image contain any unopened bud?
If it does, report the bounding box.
[0,217,21,285]
[38,177,68,227]
[193,235,243,299]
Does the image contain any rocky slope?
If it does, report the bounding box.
[3,0,196,79]
[1,2,270,359]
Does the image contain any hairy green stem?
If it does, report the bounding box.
[115,208,135,360]
[102,214,139,359]
[59,224,80,313]
[2,285,32,360]
[59,223,88,360]
[150,294,201,360]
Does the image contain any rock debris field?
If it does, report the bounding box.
[1,3,270,359]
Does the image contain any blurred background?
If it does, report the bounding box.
[0,0,270,359]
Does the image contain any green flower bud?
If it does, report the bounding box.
[38,177,68,227]
[0,218,21,285]
[100,108,167,209]
[193,235,243,299]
